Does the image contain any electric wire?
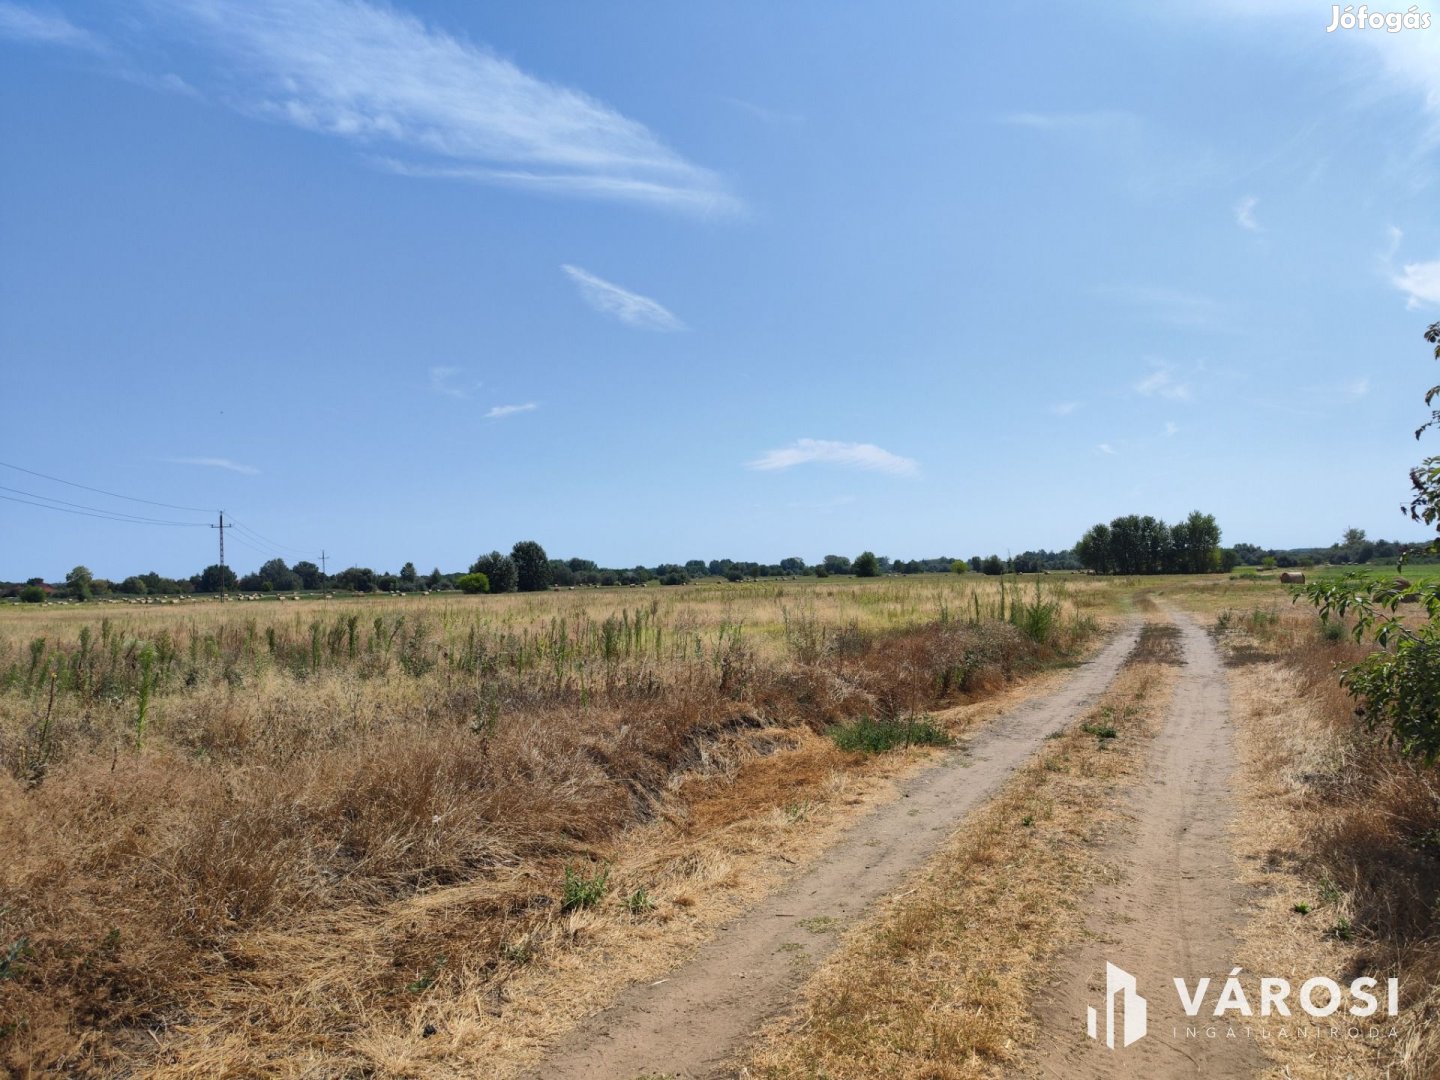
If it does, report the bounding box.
[0,483,209,526]
[0,492,209,526]
[0,459,214,514]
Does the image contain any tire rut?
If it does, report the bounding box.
[529,620,1143,1080]
[1026,609,1262,1078]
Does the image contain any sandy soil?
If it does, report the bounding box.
[1025,610,1263,1078]
[527,621,1143,1080]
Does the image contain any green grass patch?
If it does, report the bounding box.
[829,715,951,754]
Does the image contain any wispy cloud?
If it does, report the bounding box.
[1134,361,1193,401]
[1234,194,1261,231]
[168,456,260,476]
[1164,421,1180,437]
[428,365,475,399]
[561,264,685,331]
[746,439,918,477]
[1050,401,1082,416]
[1097,443,1118,456]
[0,3,105,52]
[10,0,737,214]
[485,402,537,419]
[1346,377,1371,399]
[1394,260,1440,308]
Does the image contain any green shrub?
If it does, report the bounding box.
[18,585,44,604]
[830,715,950,754]
[455,572,490,595]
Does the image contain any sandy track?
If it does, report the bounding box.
[1027,610,1262,1078]
[529,621,1142,1080]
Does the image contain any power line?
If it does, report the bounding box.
[0,460,215,514]
[226,517,316,558]
[0,483,210,527]
[0,491,210,527]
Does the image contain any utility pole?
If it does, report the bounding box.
[211,511,229,601]
[320,549,329,597]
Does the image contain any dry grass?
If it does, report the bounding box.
[0,576,1102,1077]
[739,623,1178,1079]
[1220,609,1440,1079]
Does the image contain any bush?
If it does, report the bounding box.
[18,585,44,604]
[455,573,489,595]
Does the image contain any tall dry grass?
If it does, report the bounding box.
[1219,607,1440,1078]
[0,576,1098,1075]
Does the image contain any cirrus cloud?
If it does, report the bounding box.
[746,439,918,477]
[561,264,685,331]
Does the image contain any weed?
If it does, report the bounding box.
[1081,722,1118,741]
[562,864,610,912]
[1021,815,1035,828]
[1330,917,1353,942]
[406,956,447,993]
[830,715,950,754]
[1318,878,1342,905]
[1293,902,1312,915]
[1,937,31,980]
[624,888,655,915]
[798,916,839,934]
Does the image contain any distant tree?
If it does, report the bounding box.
[951,559,969,575]
[19,584,45,603]
[399,561,418,584]
[822,554,852,575]
[1342,527,1368,548]
[195,564,238,593]
[293,560,323,589]
[1261,555,1278,570]
[779,556,807,575]
[684,559,708,578]
[813,565,829,578]
[258,558,298,591]
[455,572,490,594]
[511,541,553,592]
[332,566,377,593]
[853,551,880,577]
[982,555,1005,576]
[470,551,517,593]
[65,565,93,600]
[550,561,577,587]
[140,571,181,595]
[117,575,147,595]
[426,567,443,588]
[1075,525,1113,574]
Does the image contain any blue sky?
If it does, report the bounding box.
[2,1,1439,580]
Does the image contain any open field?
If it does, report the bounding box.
[4,571,1439,1078]
[0,573,1103,1075]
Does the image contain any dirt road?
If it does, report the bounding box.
[530,621,1142,1080]
[1026,610,1262,1077]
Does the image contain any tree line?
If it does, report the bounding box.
[11,521,1439,602]
[1074,511,1225,575]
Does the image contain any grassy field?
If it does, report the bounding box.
[0,572,1108,1076]
[6,569,1436,1078]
